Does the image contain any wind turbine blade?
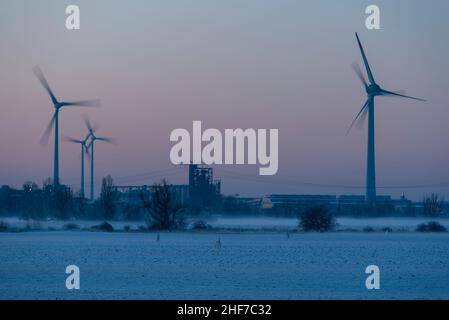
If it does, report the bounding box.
[60,99,101,107]
[84,140,92,159]
[92,124,100,132]
[83,114,94,133]
[346,99,369,136]
[380,89,426,102]
[64,136,83,144]
[355,33,375,85]
[356,104,369,129]
[96,136,118,145]
[33,66,58,105]
[85,145,90,158]
[40,113,56,145]
[352,62,368,88]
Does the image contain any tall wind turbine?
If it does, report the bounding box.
[65,134,90,198]
[84,116,116,201]
[33,66,100,189]
[347,33,425,206]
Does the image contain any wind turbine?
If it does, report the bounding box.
[347,33,425,206]
[33,66,100,189]
[65,134,90,198]
[84,116,116,201]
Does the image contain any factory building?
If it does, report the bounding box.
[264,193,413,215]
[188,164,221,208]
[114,164,220,208]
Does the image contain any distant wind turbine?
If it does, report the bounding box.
[347,33,425,206]
[65,134,90,198]
[33,66,100,188]
[84,116,116,201]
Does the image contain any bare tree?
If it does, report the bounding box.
[54,185,74,220]
[73,191,88,219]
[423,193,444,217]
[21,181,43,219]
[141,179,184,230]
[40,178,73,219]
[99,175,117,219]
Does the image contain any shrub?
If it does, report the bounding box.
[138,225,147,232]
[416,223,427,232]
[64,223,80,230]
[363,226,375,233]
[416,221,447,232]
[298,206,336,232]
[0,220,9,232]
[25,220,42,230]
[190,220,210,230]
[92,222,114,232]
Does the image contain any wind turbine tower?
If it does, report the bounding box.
[347,33,425,206]
[84,116,116,201]
[65,134,90,198]
[33,66,100,189]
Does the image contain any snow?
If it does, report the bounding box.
[1,231,449,299]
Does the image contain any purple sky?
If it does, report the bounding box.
[1,0,449,200]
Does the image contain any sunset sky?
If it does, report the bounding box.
[1,0,448,199]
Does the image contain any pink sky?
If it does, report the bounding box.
[1,1,448,200]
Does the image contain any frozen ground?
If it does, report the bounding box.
[1,231,449,299]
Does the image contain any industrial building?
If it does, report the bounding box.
[114,164,221,208]
[188,164,221,207]
[263,193,413,215]
[112,163,418,216]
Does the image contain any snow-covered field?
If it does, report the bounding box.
[1,231,449,299]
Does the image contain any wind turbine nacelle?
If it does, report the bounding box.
[367,84,381,95]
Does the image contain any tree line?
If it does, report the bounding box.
[1,176,447,230]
